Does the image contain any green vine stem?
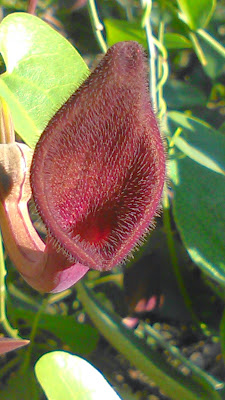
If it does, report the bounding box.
[76,281,224,400]
[141,0,158,111]
[88,0,107,53]
[20,296,48,373]
[0,231,19,338]
[0,97,15,144]
[188,32,207,66]
[0,354,21,380]
[156,22,169,119]
[197,29,225,58]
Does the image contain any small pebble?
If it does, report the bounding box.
[161,331,173,340]
[115,374,124,383]
[148,395,159,400]
[189,352,205,369]
[179,365,191,376]
[153,323,161,331]
[203,342,220,358]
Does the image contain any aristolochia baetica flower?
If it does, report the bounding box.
[0,41,166,293]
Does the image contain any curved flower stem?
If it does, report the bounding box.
[88,0,107,53]
[0,231,20,338]
[0,142,89,293]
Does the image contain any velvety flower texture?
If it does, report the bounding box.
[31,41,165,275]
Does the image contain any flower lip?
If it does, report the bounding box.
[30,41,166,272]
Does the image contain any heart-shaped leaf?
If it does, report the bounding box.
[168,112,225,286]
[0,12,88,148]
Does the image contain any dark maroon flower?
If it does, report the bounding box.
[0,41,165,293]
[31,41,166,274]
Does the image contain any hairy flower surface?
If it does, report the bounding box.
[31,41,166,272]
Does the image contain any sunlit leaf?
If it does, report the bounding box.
[35,351,121,400]
[0,12,88,148]
[164,33,192,49]
[104,19,147,49]
[176,0,216,30]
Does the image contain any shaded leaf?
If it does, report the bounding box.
[168,112,225,286]
[11,307,99,355]
[164,80,207,109]
[168,112,225,171]
[195,34,225,79]
[174,136,225,176]
[0,371,41,400]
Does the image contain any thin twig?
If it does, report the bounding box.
[88,0,107,54]
[141,0,157,111]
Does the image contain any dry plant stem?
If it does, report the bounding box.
[27,0,38,15]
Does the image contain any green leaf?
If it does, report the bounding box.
[169,112,225,173]
[195,32,225,79]
[176,0,216,30]
[173,136,225,176]
[11,307,99,355]
[104,19,147,49]
[164,33,192,49]
[0,371,41,400]
[35,351,121,400]
[164,80,207,109]
[0,12,88,148]
[168,112,225,286]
